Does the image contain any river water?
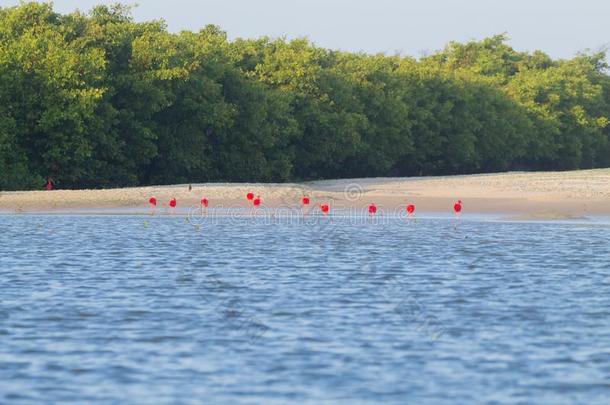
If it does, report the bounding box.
[1,214,609,404]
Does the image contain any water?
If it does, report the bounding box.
[1,214,609,404]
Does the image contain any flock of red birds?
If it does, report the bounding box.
[147,193,464,216]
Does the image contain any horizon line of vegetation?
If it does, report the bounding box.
[0,2,608,190]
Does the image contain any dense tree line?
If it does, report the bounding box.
[0,2,608,190]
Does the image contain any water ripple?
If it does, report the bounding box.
[1,215,609,404]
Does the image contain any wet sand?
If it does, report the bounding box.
[1,169,609,218]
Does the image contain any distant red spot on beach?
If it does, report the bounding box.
[320,204,329,214]
[368,203,377,215]
[406,204,415,215]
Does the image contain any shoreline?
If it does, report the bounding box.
[1,169,609,219]
[3,209,610,226]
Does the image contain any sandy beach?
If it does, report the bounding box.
[1,169,609,218]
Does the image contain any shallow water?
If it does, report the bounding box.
[1,214,609,404]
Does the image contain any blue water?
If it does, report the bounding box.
[1,214,609,404]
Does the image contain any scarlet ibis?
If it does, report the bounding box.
[253,195,261,207]
[302,195,310,206]
[368,203,377,215]
[406,204,415,215]
[320,204,329,214]
[453,200,462,214]
[246,192,254,202]
[169,198,177,208]
[201,197,208,208]
[149,197,157,206]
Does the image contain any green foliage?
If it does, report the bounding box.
[0,2,608,190]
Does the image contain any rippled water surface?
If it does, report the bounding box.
[1,214,609,404]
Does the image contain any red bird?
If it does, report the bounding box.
[406,204,415,215]
[368,203,377,215]
[149,196,157,206]
[169,198,177,208]
[246,192,254,201]
[302,195,310,206]
[320,204,329,214]
[253,195,261,207]
[201,197,208,208]
[453,200,462,214]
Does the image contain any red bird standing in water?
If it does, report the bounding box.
[201,197,208,208]
[320,204,329,215]
[302,195,310,206]
[169,198,177,208]
[406,204,415,216]
[148,196,158,215]
[453,200,462,214]
[246,192,254,203]
[368,203,377,215]
[253,195,261,207]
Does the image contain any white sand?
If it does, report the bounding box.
[1,169,609,216]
